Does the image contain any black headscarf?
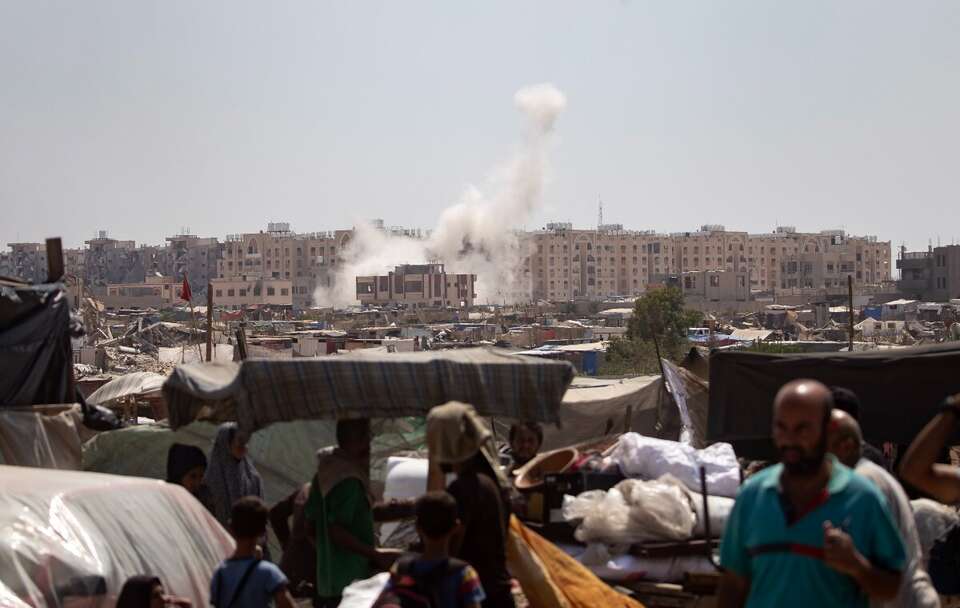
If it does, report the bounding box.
[116,576,161,608]
[166,443,207,485]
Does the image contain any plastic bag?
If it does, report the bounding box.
[609,433,740,497]
[566,475,696,544]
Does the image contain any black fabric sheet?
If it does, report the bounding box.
[708,343,960,458]
[0,284,76,406]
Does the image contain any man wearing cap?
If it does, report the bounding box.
[717,379,906,607]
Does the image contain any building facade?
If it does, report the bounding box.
[680,269,750,303]
[356,263,476,308]
[524,224,892,302]
[897,245,960,302]
[217,223,353,310]
[103,275,181,310]
[163,234,222,295]
[210,277,294,309]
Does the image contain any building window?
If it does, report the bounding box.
[267,287,275,296]
[239,289,246,297]
[227,289,235,297]
[281,288,289,296]
[215,289,223,297]
[710,275,720,287]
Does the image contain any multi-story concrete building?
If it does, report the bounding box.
[680,269,750,303]
[103,275,181,310]
[356,263,476,309]
[163,234,222,296]
[210,277,294,309]
[897,245,960,302]
[2,242,47,283]
[217,222,353,310]
[525,224,892,302]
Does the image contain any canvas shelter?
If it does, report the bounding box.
[164,347,574,432]
[708,342,960,458]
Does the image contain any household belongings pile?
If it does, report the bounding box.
[559,433,740,583]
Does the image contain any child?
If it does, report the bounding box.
[210,497,296,608]
[376,491,486,608]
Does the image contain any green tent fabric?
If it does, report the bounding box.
[708,342,960,458]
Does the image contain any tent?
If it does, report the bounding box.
[708,342,960,458]
[0,466,232,608]
[164,347,574,433]
[85,372,166,406]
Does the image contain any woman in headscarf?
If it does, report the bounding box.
[426,402,515,608]
[166,443,215,514]
[204,423,264,526]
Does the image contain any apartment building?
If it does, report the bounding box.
[163,234,222,294]
[217,222,353,309]
[525,224,892,302]
[356,263,476,308]
[897,245,960,301]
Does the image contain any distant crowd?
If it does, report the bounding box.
[116,382,960,608]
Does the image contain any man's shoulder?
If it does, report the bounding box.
[737,464,781,500]
[841,463,890,506]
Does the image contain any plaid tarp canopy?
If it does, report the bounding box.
[164,347,575,433]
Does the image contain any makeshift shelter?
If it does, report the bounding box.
[514,376,661,451]
[0,405,84,469]
[0,281,79,406]
[0,466,233,608]
[708,342,960,458]
[86,372,166,406]
[164,347,574,432]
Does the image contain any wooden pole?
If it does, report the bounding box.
[206,283,213,361]
[847,274,855,352]
[235,325,248,360]
[45,237,64,282]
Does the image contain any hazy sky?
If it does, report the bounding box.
[2,1,958,252]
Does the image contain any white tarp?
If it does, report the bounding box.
[158,345,234,365]
[0,466,233,608]
[85,372,167,406]
[0,406,84,470]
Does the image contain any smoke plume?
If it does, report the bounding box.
[314,83,567,308]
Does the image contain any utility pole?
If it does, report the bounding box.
[206,283,213,362]
[847,274,855,352]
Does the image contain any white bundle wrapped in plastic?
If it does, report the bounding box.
[608,433,741,497]
[912,498,960,566]
[563,475,696,544]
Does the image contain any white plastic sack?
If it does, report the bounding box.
[338,572,390,608]
[381,457,429,543]
[564,476,696,544]
[609,433,740,497]
[688,491,735,539]
[912,498,960,565]
[0,466,234,608]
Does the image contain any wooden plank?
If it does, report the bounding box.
[45,237,65,282]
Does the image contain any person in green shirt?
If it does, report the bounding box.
[305,419,399,608]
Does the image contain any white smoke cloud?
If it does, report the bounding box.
[314,83,567,308]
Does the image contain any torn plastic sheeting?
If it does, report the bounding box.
[0,466,233,608]
[0,405,83,469]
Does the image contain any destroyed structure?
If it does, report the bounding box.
[356,263,477,309]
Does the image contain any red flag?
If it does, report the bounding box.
[180,276,192,302]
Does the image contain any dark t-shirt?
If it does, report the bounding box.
[447,472,514,608]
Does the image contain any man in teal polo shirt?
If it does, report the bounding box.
[718,379,906,608]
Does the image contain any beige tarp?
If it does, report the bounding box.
[0,405,84,469]
[85,372,166,406]
[0,465,233,608]
[495,376,661,451]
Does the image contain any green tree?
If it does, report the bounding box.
[627,287,702,353]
